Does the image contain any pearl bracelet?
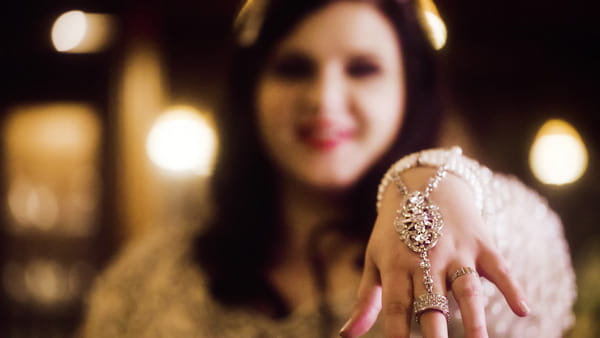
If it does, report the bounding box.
[376,146,493,218]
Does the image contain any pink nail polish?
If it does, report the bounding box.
[520,300,530,315]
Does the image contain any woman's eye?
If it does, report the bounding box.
[270,54,314,80]
[347,59,380,78]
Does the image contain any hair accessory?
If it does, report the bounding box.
[234,0,270,47]
[416,0,447,50]
[234,0,447,50]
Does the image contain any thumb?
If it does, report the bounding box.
[339,262,382,337]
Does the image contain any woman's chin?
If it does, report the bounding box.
[298,171,362,191]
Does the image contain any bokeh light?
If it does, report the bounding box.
[51,10,113,53]
[146,106,217,175]
[3,259,92,306]
[3,103,101,236]
[529,119,588,185]
[423,10,447,50]
[52,10,87,52]
[8,178,59,231]
[418,0,447,50]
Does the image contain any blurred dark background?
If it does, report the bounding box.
[1,0,599,337]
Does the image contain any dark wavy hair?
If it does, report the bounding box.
[196,0,442,318]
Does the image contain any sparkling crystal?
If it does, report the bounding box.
[414,233,426,243]
[424,276,434,285]
[409,192,424,204]
[398,193,444,253]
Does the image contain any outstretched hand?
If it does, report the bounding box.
[340,167,530,338]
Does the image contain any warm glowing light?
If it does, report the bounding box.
[8,178,59,231]
[52,11,87,51]
[25,259,65,305]
[5,105,100,156]
[418,0,447,50]
[423,10,447,50]
[51,10,113,53]
[529,119,588,185]
[146,107,217,175]
[3,103,101,236]
[3,260,89,305]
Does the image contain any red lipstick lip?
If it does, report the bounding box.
[297,127,355,150]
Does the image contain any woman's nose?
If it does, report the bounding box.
[304,66,346,117]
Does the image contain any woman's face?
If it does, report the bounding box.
[256,2,405,189]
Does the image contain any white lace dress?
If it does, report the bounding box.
[81,165,575,337]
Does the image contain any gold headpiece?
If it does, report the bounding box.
[234,0,447,50]
[416,0,447,50]
[234,0,270,47]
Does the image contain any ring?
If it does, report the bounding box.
[413,293,450,323]
[450,266,478,284]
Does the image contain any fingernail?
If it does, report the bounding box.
[520,300,530,315]
[339,319,351,337]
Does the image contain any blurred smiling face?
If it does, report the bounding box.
[256,2,405,189]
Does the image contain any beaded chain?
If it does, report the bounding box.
[392,164,447,297]
[382,149,461,323]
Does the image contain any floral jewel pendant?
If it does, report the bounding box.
[394,191,444,253]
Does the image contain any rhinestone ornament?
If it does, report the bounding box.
[387,152,454,323]
[413,293,450,323]
[395,191,444,253]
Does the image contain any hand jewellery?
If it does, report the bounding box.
[391,153,455,323]
[450,266,478,284]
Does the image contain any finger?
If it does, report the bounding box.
[448,265,487,338]
[381,270,413,338]
[419,311,448,338]
[478,248,530,317]
[412,272,448,338]
[340,261,382,337]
